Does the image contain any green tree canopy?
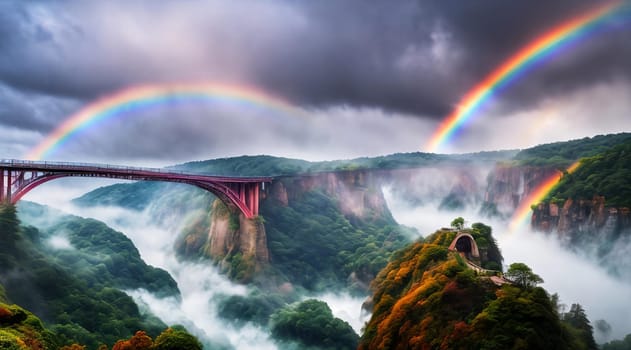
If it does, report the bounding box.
[563,304,597,350]
[451,217,465,230]
[602,333,631,350]
[505,263,544,288]
[152,328,202,350]
[270,299,358,350]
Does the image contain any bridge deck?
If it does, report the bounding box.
[1,159,272,218]
[0,159,273,183]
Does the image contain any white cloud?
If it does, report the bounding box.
[441,80,631,154]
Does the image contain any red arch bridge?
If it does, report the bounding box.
[0,160,272,218]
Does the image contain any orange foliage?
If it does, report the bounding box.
[129,331,152,349]
[15,327,45,350]
[112,331,153,350]
[60,345,86,350]
[112,340,133,350]
[394,265,411,283]
[0,306,12,321]
[439,321,471,349]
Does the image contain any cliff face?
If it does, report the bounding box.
[180,162,631,285]
[483,165,559,216]
[532,196,631,238]
[381,166,489,209]
[530,197,631,280]
[176,165,495,275]
[175,170,394,282]
[269,170,390,220]
[175,199,269,281]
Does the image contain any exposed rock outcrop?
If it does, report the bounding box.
[270,170,389,219]
[177,165,494,273]
[174,199,269,281]
[483,165,559,216]
[532,196,631,238]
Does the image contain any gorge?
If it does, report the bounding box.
[3,133,631,349]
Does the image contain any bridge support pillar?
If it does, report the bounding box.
[0,168,11,204]
[239,184,246,203]
[253,183,260,216]
[0,168,4,203]
[6,170,9,203]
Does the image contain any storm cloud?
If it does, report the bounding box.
[0,0,630,160]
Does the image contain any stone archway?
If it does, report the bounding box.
[448,233,480,258]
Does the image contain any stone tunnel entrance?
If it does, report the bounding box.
[448,233,480,259]
[456,237,472,254]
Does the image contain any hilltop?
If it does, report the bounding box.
[359,223,597,350]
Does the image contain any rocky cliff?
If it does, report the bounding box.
[175,165,499,275]
[532,196,631,239]
[269,170,390,219]
[530,196,631,280]
[483,164,560,217]
[174,199,269,282]
[175,169,398,284]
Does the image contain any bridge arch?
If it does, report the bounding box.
[0,160,271,218]
[448,232,480,258]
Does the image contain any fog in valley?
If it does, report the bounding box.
[22,179,368,349]
[18,169,631,346]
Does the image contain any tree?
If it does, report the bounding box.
[451,217,465,230]
[563,303,598,350]
[602,333,631,350]
[152,328,202,350]
[504,263,543,288]
[59,345,86,350]
[270,299,358,350]
[0,204,20,243]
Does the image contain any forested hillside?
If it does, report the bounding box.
[544,139,631,207]
[360,225,598,350]
[35,132,631,349]
[0,203,187,349]
[513,132,631,167]
[259,188,412,291]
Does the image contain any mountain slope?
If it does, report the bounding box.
[359,226,595,350]
[0,204,173,348]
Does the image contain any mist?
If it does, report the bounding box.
[22,179,368,349]
[383,188,631,343]
[46,232,74,250]
[25,184,279,349]
[21,167,631,346]
[306,292,371,334]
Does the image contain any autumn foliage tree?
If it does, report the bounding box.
[112,331,152,350]
[59,345,86,350]
[109,328,201,350]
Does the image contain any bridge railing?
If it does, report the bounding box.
[0,159,188,175]
[0,159,273,181]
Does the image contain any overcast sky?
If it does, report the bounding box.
[1,0,630,165]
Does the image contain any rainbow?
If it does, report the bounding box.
[426,1,628,152]
[508,161,581,231]
[25,83,302,160]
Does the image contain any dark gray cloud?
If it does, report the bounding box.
[253,0,631,116]
[0,0,628,119]
[0,0,629,160]
[0,83,79,131]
